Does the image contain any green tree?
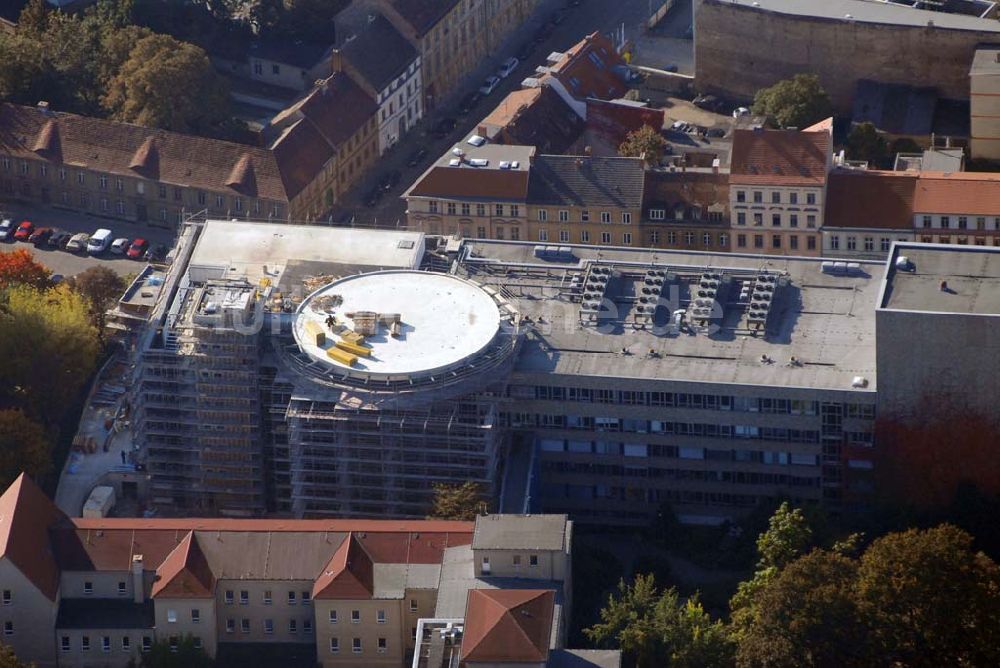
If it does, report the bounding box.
[0,642,32,668]
[427,481,487,521]
[751,74,832,129]
[586,574,734,668]
[619,124,668,165]
[856,524,1000,667]
[68,266,126,338]
[16,0,49,37]
[103,33,232,134]
[0,409,52,490]
[735,550,868,668]
[0,284,100,424]
[846,122,889,168]
[138,636,212,667]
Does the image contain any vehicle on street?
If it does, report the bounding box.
[127,238,149,259]
[664,64,679,73]
[378,170,401,193]
[479,75,501,96]
[66,232,90,253]
[406,146,428,167]
[497,57,519,79]
[533,23,553,43]
[362,186,383,208]
[47,229,71,249]
[733,106,751,118]
[87,228,113,254]
[457,92,480,115]
[110,237,130,254]
[517,42,534,63]
[0,219,14,241]
[551,9,568,24]
[144,244,168,262]
[13,221,34,241]
[430,117,457,138]
[29,227,52,245]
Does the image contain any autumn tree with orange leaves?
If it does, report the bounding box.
[0,248,50,289]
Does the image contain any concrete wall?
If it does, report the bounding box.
[971,70,1000,159]
[153,597,218,658]
[472,548,566,582]
[56,628,147,667]
[0,559,58,668]
[313,599,406,667]
[694,0,995,112]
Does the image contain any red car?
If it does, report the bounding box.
[28,227,52,245]
[13,221,34,241]
[127,238,148,259]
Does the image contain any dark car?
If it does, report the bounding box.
[406,146,428,167]
[46,228,70,249]
[379,170,401,193]
[517,42,534,62]
[430,117,457,138]
[29,227,52,245]
[362,187,383,208]
[144,244,168,262]
[551,9,568,24]
[457,91,481,116]
[533,23,553,43]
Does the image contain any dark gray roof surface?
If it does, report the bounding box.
[527,156,645,208]
[340,14,418,92]
[249,40,331,69]
[852,80,936,136]
[56,599,155,630]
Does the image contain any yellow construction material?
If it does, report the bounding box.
[303,320,326,346]
[326,347,358,366]
[335,340,371,357]
[341,330,365,345]
[259,277,272,289]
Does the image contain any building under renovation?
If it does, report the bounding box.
[129,221,521,517]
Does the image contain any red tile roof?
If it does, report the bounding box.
[550,32,628,102]
[825,170,917,230]
[460,589,555,664]
[730,128,831,186]
[408,167,530,201]
[0,474,65,601]
[151,531,216,599]
[312,533,374,600]
[0,103,289,201]
[913,171,1000,216]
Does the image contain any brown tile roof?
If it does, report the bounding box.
[481,87,584,154]
[50,527,187,573]
[825,170,917,230]
[151,531,215,599]
[913,171,1000,216]
[312,533,374,600]
[643,170,730,220]
[550,32,629,102]
[0,103,289,201]
[527,155,646,208]
[380,0,460,37]
[730,128,830,186]
[408,166,530,201]
[0,474,64,601]
[460,589,555,664]
[71,517,473,533]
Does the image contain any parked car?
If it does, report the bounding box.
[87,228,113,254]
[378,170,401,193]
[497,57,520,79]
[47,229,72,249]
[0,219,14,241]
[110,237,130,254]
[430,117,457,138]
[551,9,568,24]
[457,91,481,115]
[13,221,34,241]
[29,227,52,245]
[479,75,501,96]
[533,23,553,43]
[406,146,428,167]
[144,244,167,262]
[66,232,90,253]
[362,186,383,208]
[733,106,751,118]
[127,238,148,259]
[517,42,534,63]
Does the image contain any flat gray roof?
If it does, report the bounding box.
[718,0,1000,32]
[548,650,622,668]
[971,46,1000,75]
[472,514,568,551]
[881,243,1000,314]
[456,241,884,392]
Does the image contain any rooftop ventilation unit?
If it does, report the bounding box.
[469,158,489,167]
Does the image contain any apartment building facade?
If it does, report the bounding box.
[0,474,580,668]
[729,126,832,256]
[822,170,916,259]
[911,172,1000,247]
[641,170,731,252]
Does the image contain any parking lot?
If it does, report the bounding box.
[0,203,177,278]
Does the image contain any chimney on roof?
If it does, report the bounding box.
[36,101,50,115]
[131,554,144,604]
[477,124,488,137]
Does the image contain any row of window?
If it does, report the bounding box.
[60,634,157,653]
[648,207,724,223]
[330,636,388,654]
[225,617,313,634]
[829,235,903,253]
[736,189,817,205]
[538,209,631,224]
[328,608,394,623]
[736,211,817,228]
[529,416,823,443]
[539,229,632,245]
[428,200,635,225]
[648,230,729,247]
[224,589,310,605]
[917,235,1000,247]
[539,441,825,465]
[919,214,1000,231]
[542,461,824,484]
[735,233,817,251]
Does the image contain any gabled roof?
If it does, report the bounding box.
[549,32,629,102]
[730,128,830,186]
[0,474,65,601]
[225,153,259,195]
[151,531,215,598]
[380,0,460,37]
[913,171,1000,216]
[460,589,555,663]
[0,103,289,202]
[339,14,418,92]
[481,87,585,155]
[312,532,374,600]
[527,155,645,208]
[825,170,916,230]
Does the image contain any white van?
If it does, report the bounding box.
[87,228,113,254]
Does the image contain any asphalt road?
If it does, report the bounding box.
[0,204,177,278]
